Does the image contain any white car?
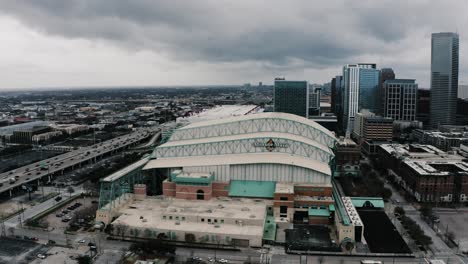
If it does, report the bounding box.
[78,239,86,243]
[218,259,228,263]
[37,254,46,259]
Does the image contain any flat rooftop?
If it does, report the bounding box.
[275,183,294,194]
[380,143,464,161]
[113,197,271,237]
[405,159,468,176]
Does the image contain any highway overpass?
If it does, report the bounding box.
[0,127,160,196]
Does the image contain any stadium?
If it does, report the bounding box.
[95,111,364,248]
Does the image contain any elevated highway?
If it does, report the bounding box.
[0,127,160,196]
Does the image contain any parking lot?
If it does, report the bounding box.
[29,246,90,264]
[42,196,99,233]
[436,210,468,252]
[0,237,45,264]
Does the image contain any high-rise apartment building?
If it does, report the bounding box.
[342,64,380,135]
[274,79,309,118]
[383,79,418,121]
[430,32,459,127]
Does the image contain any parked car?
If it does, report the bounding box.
[37,254,46,259]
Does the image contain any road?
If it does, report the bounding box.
[383,179,468,264]
[0,127,158,195]
[177,247,466,264]
[3,187,83,228]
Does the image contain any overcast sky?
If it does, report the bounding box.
[0,0,466,90]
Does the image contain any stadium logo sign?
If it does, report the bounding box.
[253,138,289,152]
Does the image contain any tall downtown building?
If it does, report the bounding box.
[383,79,418,121]
[430,32,459,127]
[274,79,309,118]
[342,64,380,136]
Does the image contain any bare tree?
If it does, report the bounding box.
[66,186,75,197]
[8,227,15,237]
[318,256,324,264]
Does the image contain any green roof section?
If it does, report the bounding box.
[263,215,276,241]
[170,171,214,185]
[229,180,276,199]
[308,207,330,217]
[328,204,335,212]
[350,197,385,208]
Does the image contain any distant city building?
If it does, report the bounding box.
[353,110,375,141]
[274,79,309,118]
[332,75,344,132]
[8,126,51,144]
[308,84,321,116]
[458,84,468,99]
[430,32,459,127]
[412,126,468,151]
[342,64,379,136]
[383,79,418,121]
[352,110,393,155]
[417,89,431,128]
[379,68,396,115]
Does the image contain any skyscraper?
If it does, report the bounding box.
[359,67,380,112]
[274,79,309,118]
[342,64,379,136]
[430,32,459,127]
[383,79,418,121]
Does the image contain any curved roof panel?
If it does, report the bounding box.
[143,152,331,176]
[159,131,333,156]
[179,112,336,140]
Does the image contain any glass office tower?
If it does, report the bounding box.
[430,32,459,127]
[342,63,379,136]
[359,67,380,113]
[274,79,309,118]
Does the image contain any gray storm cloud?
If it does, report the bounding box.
[0,0,466,88]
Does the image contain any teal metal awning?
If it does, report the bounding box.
[350,197,385,208]
[308,207,330,217]
[228,180,276,199]
[263,215,276,241]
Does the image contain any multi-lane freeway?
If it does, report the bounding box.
[0,128,159,196]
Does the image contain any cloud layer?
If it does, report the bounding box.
[0,0,467,89]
